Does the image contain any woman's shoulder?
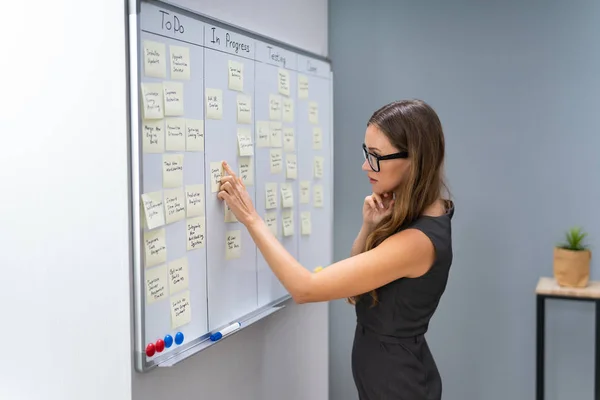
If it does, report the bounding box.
[421,198,454,219]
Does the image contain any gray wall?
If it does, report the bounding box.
[329,1,600,399]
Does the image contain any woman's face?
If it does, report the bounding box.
[362,124,410,194]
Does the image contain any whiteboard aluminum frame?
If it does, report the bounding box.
[126,0,334,373]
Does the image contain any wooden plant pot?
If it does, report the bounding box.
[553,247,591,288]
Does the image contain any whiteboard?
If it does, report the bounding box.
[128,0,334,372]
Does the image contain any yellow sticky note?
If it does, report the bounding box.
[283,127,295,152]
[237,95,252,124]
[282,209,294,237]
[168,257,189,294]
[209,162,224,193]
[269,94,282,120]
[206,88,223,119]
[143,40,166,78]
[270,149,283,174]
[186,119,204,151]
[225,230,242,260]
[300,181,311,204]
[286,153,297,180]
[170,290,191,329]
[265,212,278,236]
[228,60,244,91]
[163,81,185,116]
[141,83,164,119]
[298,75,309,99]
[282,98,294,122]
[270,122,283,147]
[278,69,290,96]
[314,156,324,179]
[239,156,254,186]
[301,211,311,235]
[164,188,186,224]
[145,264,168,304]
[170,45,191,80]
[280,183,294,208]
[309,101,319,124]
[312,127,323,150]
[224,202,238,223]
[163,154,184,188]
[144,228,167,268]
[313,266,323,273]
[141,191,165,230]
[255,121,270,148]
[313,185,324,208]
[265,183,278,209]
[185,184,205,218]
[186,217,205,250]
[237,128,253,156]
[165,118,186,151]
[142,119,164,153]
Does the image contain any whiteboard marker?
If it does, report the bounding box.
[210,322,242,341]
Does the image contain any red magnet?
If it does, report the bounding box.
[155,339,165,353]
[145,343,156,357]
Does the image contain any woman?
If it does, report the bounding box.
[218,99,454,400]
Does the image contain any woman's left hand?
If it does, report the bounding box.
[217,161,260,227]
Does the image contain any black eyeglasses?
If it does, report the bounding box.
[362,143,408,172]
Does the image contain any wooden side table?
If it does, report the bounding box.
[535,277,600,400]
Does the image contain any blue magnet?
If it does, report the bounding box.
[164,334,173,348]
[175,331,184,345]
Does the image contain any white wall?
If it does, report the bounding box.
[0,1,132,399]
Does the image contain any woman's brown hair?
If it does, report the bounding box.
[348,99,450,306]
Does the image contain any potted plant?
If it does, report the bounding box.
[553,226,591,288]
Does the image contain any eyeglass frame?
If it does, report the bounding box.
[362,143,409,172]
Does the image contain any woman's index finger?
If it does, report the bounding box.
[222,160,236,177]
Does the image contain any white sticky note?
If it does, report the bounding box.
[168,257,189,294]
[265,212,278,236]
[163,154,184,188]
[163,81,184,116]
[314,156,324,179]
[270,122,283,147]
[206,88,223,119]
[239,156,254,186]
[270,149,283,174]
[282,98,294,122]
[186,217,205,250]
[309,101,319,124]
[224,201,238,223]
[256,121,270,148]
[165,118,186,151]
[144,228,167,268]
[170,45,191,80]
[278,69,291,96]
[141,191,165,230]
[300,181,311,204]
[145,264,168,304]
[143,40,166,78]
[164,188,186,224]
[228,60,244,91]
[269,94,282,120]
[280,183,294,208]
[301,211,311,235]
[237,95,252,124]
[237,128,253,156]
[142,119,164,153]
[282,209,294,237]
[185,184,205,217]
[225,230,242,260]
[170,290,191,329]
[283,127,295,152]
[265,183,278,209]
[141,83,164,119]
[286,154,297,180]
[313,185,324,208]
[186,119,204,151]
[209,161,224,193]
[298,74,309,99]
[312,127,323,150]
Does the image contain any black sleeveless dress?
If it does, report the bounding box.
[352,203,454,400]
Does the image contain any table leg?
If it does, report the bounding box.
[595,300,600,400]
[536,295,545,400]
